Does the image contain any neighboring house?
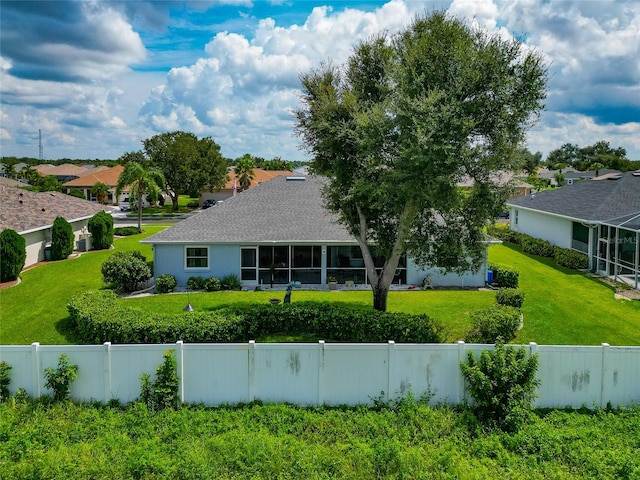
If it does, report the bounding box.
[144,175,490,288]
[199,168,293,205]
[34,163,95,183]
[63,165,124,204]
[538,168,620,186]
[0,185,112,267]
[507,171,640,289]
[457,170,534,199]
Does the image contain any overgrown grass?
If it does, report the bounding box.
[0,225,172,345]
[1,400,639,479]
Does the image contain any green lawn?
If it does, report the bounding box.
[1,233,639,346]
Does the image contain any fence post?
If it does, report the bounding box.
[387,341,395,403]
[176,341,185,403]
[457,341,466,405]
[601,343,610,408]
[248,340,256,402]
[31,342,41,398]
[103,342,111,403]
[318,340,325,407]
[529,342,539,407]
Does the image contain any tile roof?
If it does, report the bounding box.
[63,165,124,188]
[35,163,93,177]
[0,185,112,233]
[507,171,640,225]
[144,175,355,244]
[221,168,293,190]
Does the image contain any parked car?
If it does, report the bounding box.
[202,199,217,208]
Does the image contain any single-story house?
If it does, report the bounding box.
[63,165,126,204]
[457,170,534,199]
[143,175,490,288]
[199,168,293,205]
[507,171,640,289]
[34,163,97,183]
[538,168,620,186]
[0,185,112,267]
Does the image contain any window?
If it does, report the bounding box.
[185,246,208,269]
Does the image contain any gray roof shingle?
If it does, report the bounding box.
[143,175,355,244]
[507,171,640,224]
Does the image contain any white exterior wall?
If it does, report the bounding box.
[3,342,638,409]
[510,208,573,248]
[21,219,92,267]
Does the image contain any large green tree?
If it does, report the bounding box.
[116,160,166,232]
[295,12,547,311]
[143,131,227,210]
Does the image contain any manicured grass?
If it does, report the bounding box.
[2,400,639,479]
[490,243,640,346]
[0,225,172,345]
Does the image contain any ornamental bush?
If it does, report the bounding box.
[520,236,555,258]
[554,246,589,270]
[50,216,74,260]
[221,273,242,290]
[113,226,141,236]
[68,291,448,345]
[0,229,26,282]
[156,274,177,293]
[101,251,152,293]
[495,288,525,309]
[204,276,222,292]
[460,341,539,432]
[466,304,522,344]
[88,211,114,250]
[187,276,206,290]
[489,264,519,289]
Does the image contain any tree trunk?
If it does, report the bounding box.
[171,194,179,212]
[137,192,143,232]
[372,283,389,312]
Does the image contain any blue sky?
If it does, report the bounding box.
[1,0,639,161]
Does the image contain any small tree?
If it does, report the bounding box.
[44,354,78,402]
[0,229,26,282]
[101,251,152,293]
[88,211,114,250]
[460,342,539,432]
[91,182,110,204]
[50,216,74,260]
[140,350,180,411]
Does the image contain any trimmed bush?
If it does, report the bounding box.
[68,291,448,345]
[221,273,242,290]
[187,276,206,290]
[113,226,142,236]
[156,274,177,294]
[50,216,74,260]
[520,236,554,257]
[489,264,519,289]
[460,341,539,432]
[554,246,589,270]
[495,288,525,309]
[101,251,152,293]
[466,304,521,344]
[204,276,222,292]
[88,211,114,250]
[0,229,26,282]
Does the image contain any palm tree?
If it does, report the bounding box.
[116,161,166,231]
[234,155,255,192]
[91,182,110,204]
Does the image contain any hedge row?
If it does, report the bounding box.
[68,291,448,345]
[487,226,588,270]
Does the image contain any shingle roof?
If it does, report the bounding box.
[507,171,640,225]
[63,165,124,188]
[0,185,111,233]
[222,168,293,190]
[143,175,355,244]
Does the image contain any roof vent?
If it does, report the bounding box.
[632,170,640,177]
[607,174,623,180]
[286,176,305,181]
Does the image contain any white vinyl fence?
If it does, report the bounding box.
[1,341,639,408]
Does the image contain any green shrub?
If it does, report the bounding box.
[460,341,539,432]
[67,291,448,345]
[187,276,206,290]
[489,264,519,289]
[88,211,114,250]
[486,225,523,245]
[0,229,26,282]
[140,350,180,411]
[204,276,222,292]
[466,304,522,344]
[554,246,589,270]
[0,361,11,401]
[50,216,74,260]
[221,273,242,290]
[101,251,152,293]
[67,188,87,200]
[495,288,525,308]
[44,354,78,402]
[520,236,555,257]
[156,274,177,293]
[113,226,142,236]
